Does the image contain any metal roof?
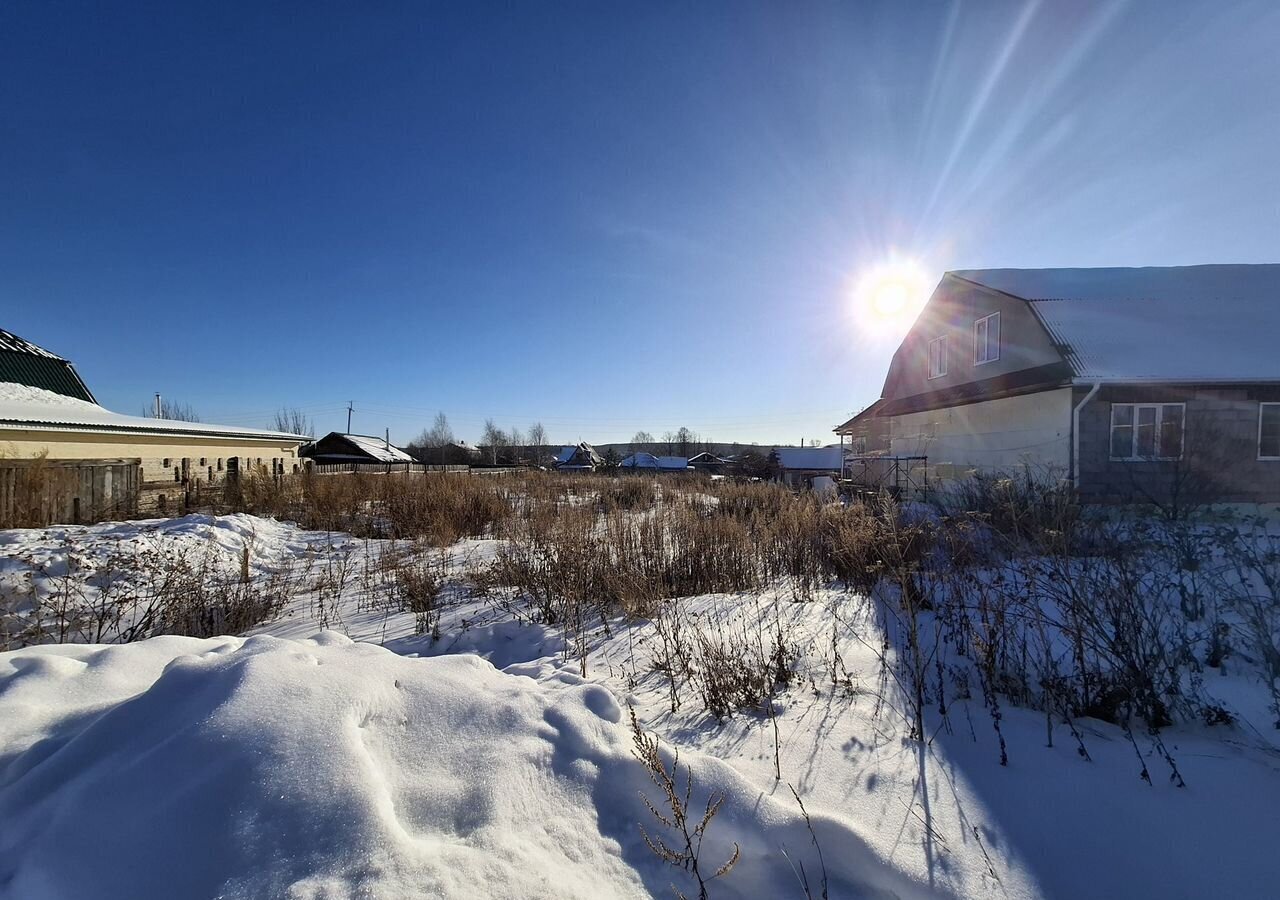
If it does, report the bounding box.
[951,265,1280,383]
[0,382,307,443]
[0,329,65,359]
[0,328,96,402]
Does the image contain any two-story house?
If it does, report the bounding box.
[841,265,1280,504]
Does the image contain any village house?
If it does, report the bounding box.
[0,328,308,520]
[554,442,603,472]
[619,452,691,472]
[301,432,416,467]
[841,265,1280,505]
[686,451,729,475]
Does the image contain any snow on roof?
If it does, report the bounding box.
[772,447,844,470]
[0,328,64,360]
[952,265,1280,382]
[0,382,308,442]
[338,434,415,463]
[554,445,577,465]
[620,452,659,468]
[656,456,689,470]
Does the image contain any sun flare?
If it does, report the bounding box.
[853,258,933,338]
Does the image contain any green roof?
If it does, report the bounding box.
[0,329,96,403]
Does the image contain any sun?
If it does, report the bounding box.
[852,258,933,338]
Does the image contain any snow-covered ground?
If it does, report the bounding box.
[3,514,1280,899]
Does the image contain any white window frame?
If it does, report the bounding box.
[1109,402,1185,461]
[1257,403,1280,460]
[927,335,947,379]
[973,312,1001,365]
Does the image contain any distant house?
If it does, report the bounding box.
[0,327,307,518]
[410,440,481,466]
[687,452,729,475]
[769,447,845,489]
[302,432,415,466]
[842,265,1280,504]
[619,452,660,469]
[620,453,691,473]
[554,442,603,472]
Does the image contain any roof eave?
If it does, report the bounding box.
[0,419,307,443]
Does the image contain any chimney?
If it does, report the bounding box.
[154,393,162,418]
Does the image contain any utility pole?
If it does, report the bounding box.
[346,402,354,434]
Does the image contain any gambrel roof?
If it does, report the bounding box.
[952,265,1280,383]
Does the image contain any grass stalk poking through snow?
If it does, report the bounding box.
[630,706,739,900]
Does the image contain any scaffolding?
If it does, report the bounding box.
[839,455,929,500]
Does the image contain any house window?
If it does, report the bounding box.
[928,336,947,379]
[974,312,1001,365]
[1258,404,1280,459]
[162,458,171,468]
[217,458,223,471]
[1110,403,1184,460]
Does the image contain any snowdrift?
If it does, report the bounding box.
[0,634,930,900]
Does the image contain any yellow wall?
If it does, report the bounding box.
[0,428,302,462]
[0,427,305,513]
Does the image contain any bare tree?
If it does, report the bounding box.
[676,427,695,457]
[481,419,506,465]
[631,431,654,454]
[425,412,453,447]
[273,407,314,437]
[144,398,200,422]
[663,430,677,455]
[408,412,454,464]
[528,422,547,466]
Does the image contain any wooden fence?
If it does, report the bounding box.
[308,463,527,477]
[310,462,472,475]
[0,458,140,528]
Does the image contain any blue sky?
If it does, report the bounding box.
[2,1,1278,446]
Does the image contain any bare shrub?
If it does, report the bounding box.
[630,707,740,900]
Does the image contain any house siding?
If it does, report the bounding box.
[880,275,1065,408]
[888,388,1073,480]
[1076,385,1280,505]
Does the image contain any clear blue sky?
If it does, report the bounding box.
[3,1,1278,446]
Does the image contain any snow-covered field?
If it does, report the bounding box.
[3,514,1280,899]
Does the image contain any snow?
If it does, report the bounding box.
[0,633,928,900]
[5,512,1280,899]
[0,381,305,440]
[620,452,691,469]
[952,265,1280,382]
[0,329,64,360]
[335,433,416,463]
